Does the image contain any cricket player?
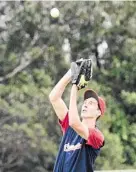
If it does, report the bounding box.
[49,60,106,172]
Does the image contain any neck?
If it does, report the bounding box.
[82,118,96,129]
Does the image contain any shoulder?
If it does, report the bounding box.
[86,127,104,149]
[91,128,104,140]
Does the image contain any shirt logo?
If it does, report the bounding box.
[64,142,82,152]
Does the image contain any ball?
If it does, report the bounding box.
[50,8,60,18]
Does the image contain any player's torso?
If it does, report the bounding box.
[54,127,100,172]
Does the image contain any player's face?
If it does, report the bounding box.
[81,97,101,119]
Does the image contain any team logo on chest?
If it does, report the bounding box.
[64,142,82,152]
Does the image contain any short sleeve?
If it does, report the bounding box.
[86,128,104,149]
[58,112,69,134]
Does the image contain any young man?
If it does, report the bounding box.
[49,69,106,172]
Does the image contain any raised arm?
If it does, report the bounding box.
[49,70,71,121]
[69,84,89,140]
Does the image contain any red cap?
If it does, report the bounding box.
[84,89,106,116]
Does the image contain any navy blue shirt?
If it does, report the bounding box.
[54,113,104,172]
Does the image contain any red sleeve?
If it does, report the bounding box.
[86,128,104,149]
[58,112,69,134]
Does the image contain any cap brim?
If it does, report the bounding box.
[84,89,99,102]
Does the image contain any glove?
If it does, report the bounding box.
[71,61,84,85]
[76,58,84,65]
[71,58,93,90]
[77,59,93,89]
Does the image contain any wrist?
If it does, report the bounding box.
[65,69,71,80]
[72,84,78,89]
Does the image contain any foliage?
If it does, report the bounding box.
[0,1,136,171]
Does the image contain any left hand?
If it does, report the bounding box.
[71,59,93,90]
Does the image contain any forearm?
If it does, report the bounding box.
[69,84,81,126]
[49,70,71,101]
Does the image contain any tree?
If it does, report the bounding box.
[0,1,136,171]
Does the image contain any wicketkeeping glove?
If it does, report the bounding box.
[71,58,93,90]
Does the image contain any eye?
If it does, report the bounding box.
[89,101,92,105]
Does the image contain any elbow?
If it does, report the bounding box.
[49,92,60,102]
[69,121,79,131]
[69,119,79,128]
[69,122,75,128]
[49,93,52,101]
[69,121,74,127]
[49,93,56,102]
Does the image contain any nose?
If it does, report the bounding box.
[83,100,89,109]
[83,104,88,109]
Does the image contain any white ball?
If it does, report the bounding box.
[50,8,60,18]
